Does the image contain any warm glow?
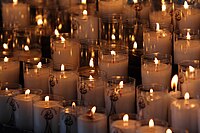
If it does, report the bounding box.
[58,24,62,30]
[36,15,43,26]
[61,64,65,72]
[133,42,137,49]
[111,34,116,40]
[45,96,50,102]
[4,57,9,63]
[119,81,124,89]
[184,1,189,9]
[83,10,88,16]
[54,29,59,36]
[37,62,42,69]
[91,106,96,115]
[184,92,190,100]
[186,31,191,40]
[13,0,18,5]
[81,0,87,4]
[89,58,94,68]
[89,75,94,80]
[24,45,29,51]
[156,23,160,31]
[161,0,166,11]
[133,0,138,3]
[61,36,65,42]
[111,50,116,56]
[123,114,129,122]
[154,58,160,65]
[166,129,173,133]
[5,88,8,92]
[150,89,154,95]
[171,74,178,91]
[25,89,30,96]
[189,66,195,73]
[149,119,154,127]
[3,43,8,50]
[72,102,76,108]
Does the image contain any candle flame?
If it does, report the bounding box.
[154,58,160,65]
[13,0,18,5]
[72,102,76,108]
[171,74,178,91]
[4,57,9,63]
[24,45,29,51]
[61,64,65,72]
[156,23,160,31]
[184,92,190,100]
[83,10,88,16]
[111,34,116,40]
[186,31,191,40]
[123,114,129,122]
[184,1,189,9]
[91,106,96,115]
[54,29,60,36]
[36,15,43,26]
[111,50,116,56]
[81,0,87,4]
[37,62,42,69]
[166,129,173,133]
[133,42,137,49]
[45,96,49,102]
[3,43,8,50]
[149,119,154,127]
[89,75,94,80]
[89,58,94,68]
[150,89,154,93]
[161,0,166,11]
[61,36,65,42]
[58,24,62,30]
[119,81,124,89]
[189,66,195,73]
[5,88,8,91]
[25,89,30,95]
[133,0,138,3]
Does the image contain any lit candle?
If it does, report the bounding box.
[51,64,79,101]
[33,95,61,133]
[169,74,181,98]
[14,89,40,130]
[111,114,141,133]
[170,92,199,133]
[77,106,107,133]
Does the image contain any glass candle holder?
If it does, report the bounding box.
[141,53,172,89]
[59,100,90,133]
[0,82,22,125]
[33,94,65,133]
[178,60,200,98]
[109,113,141,133]
[49,63,79,101]
[174,29,200,65]
[51,33,81,71]
[99,44,128,78]
[24,58,51,94]
[105,76,136,115]
[136,84,170,122]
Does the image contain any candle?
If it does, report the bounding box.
[24,62,50,94]
[51,64,78,101]
[72,10,99,40]
[58,0,80,9]
[99,49,128,78]
[143,23,172,55]
[141,55,172,88]
[0,57,20,83]
[111,114,141,133]
[170,92,199,132]
[51,34,80,70]
[177,1,200,30]
[33,95,61,133]
[77,106,107,133]
[14,89,41,130]
[60,101,89,133]
[136,119,167,133]
[174,31,200,64]
[105,78,136,115]
[169,74,181,98]
[2,0,30,28]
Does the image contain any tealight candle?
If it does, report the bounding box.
[170,92,199,133]
[169,74,181,98]
[77,106,107,133]
[14,89,41,130]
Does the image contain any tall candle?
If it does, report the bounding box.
[77,106,107,133]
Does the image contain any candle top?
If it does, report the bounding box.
[101,54,128,63]
[142,62,171,71]
[112,119,141,130]
[14,93,39,101]
[34,100,60,108]
[175,40,200,47]
[78,112,107,122]
[136,125,166,133]
[64,105,89,116]
[0,89,13,96]
[171,98,199,109]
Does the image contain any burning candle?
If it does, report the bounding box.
[14,89,41,130]
[170,92,199,132]
[169,74,181,98]
[78,106,107,133]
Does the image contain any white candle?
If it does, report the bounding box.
[14,89,40,130]
[60,102,89,133]
[141,57,172,88]
[24,62,50,94]
[77,106,107,133]
[170,92,199,133]
[52,37,80,70]
[111,114,141,133]
[33,96,61,133]
[2,0,30,28]
[0,57,20,83]
[51,64,78,101]
[105,81,135,114]
[99,50,128,78]
[72,10,99,40]
[143,23,172,55]
[136,119,167,133]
